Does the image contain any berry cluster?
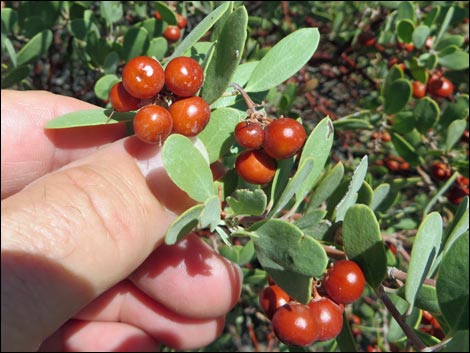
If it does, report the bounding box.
[154,10,187,42]
[259,260,366,347]
[234,116,307,185]
[109,55,210,145]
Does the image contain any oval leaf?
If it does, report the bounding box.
[414,97,440,134]
[122,27,149,61]
[199,195,221,231]
[396,19,415,43]
[227,189,267,216]
[390,132,421,166]
[412,25,430,49]
[16,29,52,67]
[436,233,469,332]
[146,37,168,60]
[384,79,412,115]
[307,162,344,210]
[154,1,177,25]
[441,94,469,126]
[245,28,319,92]
[446,119,467,150]
[343,204,387,288]
[165,204,204,245]
[94,74,120,101]
[438,51,469,70]
[405,212,442,307]
[371,183,391,210]
[45,109,135,129]
[162,134,215,202]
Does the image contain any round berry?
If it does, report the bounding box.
[122,56,165,99]
[428,76,454,98]
[412,81,426,99]
[263,118,307,159]
[272,302,319,347]
[176,14,187,29]
[164,25,181,42]
[235,149,276,185]
[169,96,210,136]
[323,260,366,304]
[358,31,376,47]
[431,162,451,181]
[234,121,264,149]
[133,105,173,145]
[154,11,162,20]
[109,82,140,112]
[308,297,344,341]
[165,57,204,97]
[259,285,291,320]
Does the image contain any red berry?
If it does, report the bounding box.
[154,11,162,20]
[430,162,451,181]
[169,96,211,136]
[235,149,276,185]
[272,302,319,347]
[308,297,343,341]
[412,81,427,99]
[358,32,376,47]
[122,56,165,99]
[263,118,307,159]
[164,57,204,97]
[176,14,187,29]
[259,285,291,320]
[323,260,366,304]
[109,82,140,112]
[164,25,181,42]
[133,105,173,145]
[428,76,454,98]
[234,121,265,149]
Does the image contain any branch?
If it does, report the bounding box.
[388,267,436,287]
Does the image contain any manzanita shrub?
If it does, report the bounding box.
[2,1,468,351]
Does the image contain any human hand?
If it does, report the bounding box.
[1,90,242,352]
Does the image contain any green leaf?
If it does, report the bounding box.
[199,195,221,231]
[245,28,319,92]
[45,109,135,129]
[307,162,344,210]
[198,108,242,163]
[442,330,470,352]
[436,233,469,332]
[67,19,100,41]
[269,157,295,209]
[387,293,421,343]
[405,212,442,307]
[333,117,373,130]
[414,97,440,134]
[434,6,454,50]
[201,6,248,104]
[154,1,177,25]
[424,172,459,216]
[423,6,440,27]
[439,51,469,71]
[435,34,465,51]
[162,134,215,202]
[384,79,412,115]
[371,184,391,210]
[335,156,368,222]
[397,1,416,22]
[165,204,204,245]
[294,209,327,230]
[390,132,421,166]
[122,27,150,61]
[169,2,231,60]
[94,74,120,101]
[227,189,267,216]
[220,240,255,266]
[396,19,415,43]
[100,1,123,25]
[441,94,469,126]
[146,37,168,60]
[343,205,387,288]
[391,111,416,134]
[268,158,314,217]
[16,29,53,67]
[210,1,233,41]
[1,65,30,88]
[103,51,120,74]
[412,25,430,49]
[336,313,358,352]
[397,285,439,312]
[2,36,16,67]
[446,120,467,151]
[357,181,374,206]
[1,8,18,33]
[294,117,334,209]
[443,197,469,249]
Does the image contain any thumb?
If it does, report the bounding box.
[1,136,194,350]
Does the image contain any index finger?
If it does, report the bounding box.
[1,90,127,199]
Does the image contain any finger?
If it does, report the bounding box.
[1,90,127,199]
[1,137,193,351]
[129,233,242,319]
[76,281,225,350]
[39,320,160,352]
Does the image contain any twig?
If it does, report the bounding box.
[388,267,436,287]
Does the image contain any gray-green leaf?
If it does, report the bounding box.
[165,204,204,245]
[227,189,267,216]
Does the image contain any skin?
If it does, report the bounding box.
[1,90,242,352]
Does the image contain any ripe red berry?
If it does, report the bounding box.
[234,121,265,149]
[164,25,181,42]
[358,32,376,47]
[430,162,451,181]
[428,76,454,98]
[133,105,173,145]
[169,96,211,136]
[154,11,162,20]
[259,285,291,320]
[272,302,319,347]
[176,14,187,29]
[323,260,366,304]
[235,149,276,185]
[164,57,204,97]
[412,81,427,99]
[109,82,140,112]
[263,118,307,159]
[122,56,165,99]
[308,297,344,341]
